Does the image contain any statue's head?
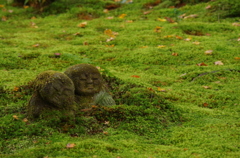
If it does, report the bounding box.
[64,64,103,96]
[34,70,75,108]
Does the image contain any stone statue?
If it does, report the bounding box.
[64,63,115,109]
[28,70,76,120]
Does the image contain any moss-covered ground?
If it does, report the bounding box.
[0,0,239,157]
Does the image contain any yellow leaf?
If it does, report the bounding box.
[0,5,4,8]
[154,26,162,32]
[140,46,148,48]
[192,41,200,45]
[77,22,87,28]
[23,5,29,9]
[119,14,127,19]
[157,45,166,48]
[13,115,19,120]
[164,35,174,38]
[157,87,166,92]
[157,18,166,22]
[104,29,116,38]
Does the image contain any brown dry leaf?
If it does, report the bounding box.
[196,62,207,66]
[165,17,175,23]
[2,16,7,21]
[203,103,208,107]
[77,22,87,28]
[103,9,109,13]
[106,16,114,19]
[202,86,211,89]
[214,61,224,65]
[205,50,213,55]
[183,148,188,151]
[205,5,211,9]
[13,86,19,91]
[176,35,183,40]
[184,14,198,19]
[66,143,76,149]
[13,115,19,120]
[147,87,154,91]
[232,23,240,27]
[172,53,178,56]
[23,118,28,123]
[32,44,40,47]
[234,57,240,60]
[131,75,140,78]
[105,45,115,47]
[143,11,151,15]
[103,131,108,135]
[104,121,110,125]
[164,35,174,38]
[179,13,186,19]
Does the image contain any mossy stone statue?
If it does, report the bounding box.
[64,63,115,108]
[28,70,76,120]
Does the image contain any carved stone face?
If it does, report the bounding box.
[64,64,103,96]
[37,72,75,108]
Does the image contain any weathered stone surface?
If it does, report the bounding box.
[28,70,76,120]
[64,64,115,108]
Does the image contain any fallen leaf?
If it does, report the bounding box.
[176,35,183,40]
[104,29,118,37]
[157,87,166,92]
[105,45,115,47]
[147,87,154,91]
[172,53,178,56]
[140,46,148,48]
[164,35,174,38]
[205,50,213,55]
[234,57,240,60]
[165,17,175,23]
[131,75,140,78]
[13,87,19,91]
[183,148,188,151]
[0,5,4,8]
[157,18,167,22]
[184,37,192,41]
[126,20,133,23]
[13,115,19,120]
[202,86,211,89]
[8,10,13,13]
[143,11,151,15]
[179,13,186,18]
[106,37,115,42]
[196,62,207,66]
[33,44,40,47]
[214,61,224,65]
[83,41,89,45]
[103,9,109,13]
[203,103,208,107]
[23,118,28,123]
[237,38,240,41]
[192,41,200,45]
[77,22,87,28]
[154,26,162,32]
[2,16,7,21]
[23,5,29,9]
[184,14,198,19]
[157,45,166,48]
[232,23,240,27]
[66,143,76,148]
[106,16,114,19]
[119,14,127,19]
[103,131,108,135]
[104,121,110,125]
[205,5,211,9]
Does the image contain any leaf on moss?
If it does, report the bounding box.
[196,62,207,66]
[205,50,213,55]
[66,143,76,149]
[119,14,127,19]
[13,115,19,120]
[78,22,87,28]
[131,75,140,78]
[214,61,224,65]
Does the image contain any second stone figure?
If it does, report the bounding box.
[64,63,116,109]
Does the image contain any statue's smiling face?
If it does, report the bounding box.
[74,73,102,96]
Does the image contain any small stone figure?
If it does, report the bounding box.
[64,63,115,108]
[28,70,76,120]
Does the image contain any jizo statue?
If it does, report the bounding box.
[28,70,76,119]
[64,64,116,109]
